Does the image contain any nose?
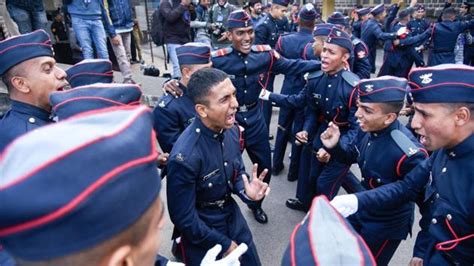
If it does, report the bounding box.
[55,66,67,80]
[411,111,421,130]
[355,107,362,118]
[231,94,239,109]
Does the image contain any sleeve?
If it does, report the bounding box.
[356,157,432,210]
[373,23,397,41]
[160,1,188,23]
[412,202,433,259]
[167,159,233,251]
[101,0,117,38]
[302,85,319,134]
[268,87,307,109]
[232,147,257,205]
[384,4,399,32]
[272,53,321,75]
[325,129,364,165]
[254,23,268,45]
[153,107,181,153]
[399,28,431,47]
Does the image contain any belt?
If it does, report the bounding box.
[433,48,454,53]
[238,102,258,112]
[196,194,231,209]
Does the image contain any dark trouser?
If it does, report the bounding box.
[365,238,401,266]
[262,74,276,130]
[237,106,272,209]
[180,201,261,266]
[463,45,474,66]
[368,48,377,73]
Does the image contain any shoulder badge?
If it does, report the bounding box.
[211,47,233,58]
[391,130,419,157]
[357,50,367,59]
[176,153,185,161]
[251,44,272,52]
[306,70,324,80]
[341,71,360,87]
[157,94,174,108]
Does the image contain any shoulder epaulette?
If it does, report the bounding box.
[306,70,324,80]
[390,129,420,157]
[211,47,233,57]
[341,71,360,87]
[251,45,272,52]
[156,94,174,108]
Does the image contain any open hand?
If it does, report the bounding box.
[320,122,341,149]
[242,164,270,201]
[201,243,248,266]
[162,79,183,97]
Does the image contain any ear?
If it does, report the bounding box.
[195,103,208,118]
[227,31,233,42]
[454,106,471,126]
[342,52,350,62]
[181,66,191,80]
[384,113,398,125]
[106,245,133,266]
[10,76,30,94]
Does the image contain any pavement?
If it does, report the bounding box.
[1,43,420,265]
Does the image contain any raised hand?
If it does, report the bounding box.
[162,79,183,98]
[320,122,341,149]
[242,164,270,201]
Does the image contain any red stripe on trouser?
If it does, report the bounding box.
[375,239,389,259]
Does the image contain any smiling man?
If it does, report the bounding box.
[320,76,428,265]
[166,68,269,265]
[331,64,474,265]
[0,29,68,152]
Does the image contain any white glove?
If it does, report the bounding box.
[330,194,358,218]
[200,243,248,266]
[396,27,409,37]
[258,89,270,101]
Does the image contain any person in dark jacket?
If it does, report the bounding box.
[159,0,192,78]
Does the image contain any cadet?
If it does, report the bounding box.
[331,64,474,265]
[154,43,212,155]
[0,30,68,152]
[352,7,371,39]
[327,11,371,79]
[320,76,428,265]
[210,10,320,223]
[65,59,114,88]
[260,28,363,210]
[166,68,270,265]
[361,3,399,73]
[407,3,430,67]
[0,106,246,266]
[282,196,376,266]
[427,7,474,66]
[272,3,317,179]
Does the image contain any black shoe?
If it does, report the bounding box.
[251,207,268,224]
[268,134,274,140]
[287,171,298,182]
[286,198,306,212]
[272,164,284,175]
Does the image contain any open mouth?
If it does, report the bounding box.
[419,134,428,146]
[241,42,251,50]
[226,112,236,124]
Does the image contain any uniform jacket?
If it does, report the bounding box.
[255,14,283,48]
[159,0,191,44]
[351,36,371,79]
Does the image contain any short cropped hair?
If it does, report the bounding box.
[443,102,474,120]
[188,68,229,106]
[379,101,405,115]
[442,7,457,19]
[1,64,27,92]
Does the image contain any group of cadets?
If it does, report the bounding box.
[1,1,474,266]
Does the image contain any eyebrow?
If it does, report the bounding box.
[414,106,428,116]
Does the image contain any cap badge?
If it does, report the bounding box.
[420,73,433,84]
[365,84,374,92]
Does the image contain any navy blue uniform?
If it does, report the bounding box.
[361,17,397,73]
[269,69,364,206]
[211,45,320,208]
[329,121,428,265]
[356,134,474,265]
[428,19,474,66]
[0,100,52,152]
[167,118,261,266]
[273,28,314,178]
[461,13,474,66]
[351,36,371,79]
[153,83,195,154]
[352,20,362,39]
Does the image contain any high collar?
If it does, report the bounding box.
[327,69,344,79]
[369,120,399,139]
[299,27,313,35]
[194,117,226,141]
[445,134,474,159]
[11,100,51,121]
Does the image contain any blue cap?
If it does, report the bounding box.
[408,64,474,103]
[371,3,385,16]
[176,42,211,65]
[358,76,407,103]
[50,83,143,120]
[298,3,317,22]
[326,27,353,52]
[327,12,349,28]
[281,196,376,266]
[0,30,53,76]
[313,23,335,37]
[227,10,253,29]
[0,106,161,261]
[415,3,425,11]
[356,7,371,17]
[66,59,114,88]
[273,0,291,7]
